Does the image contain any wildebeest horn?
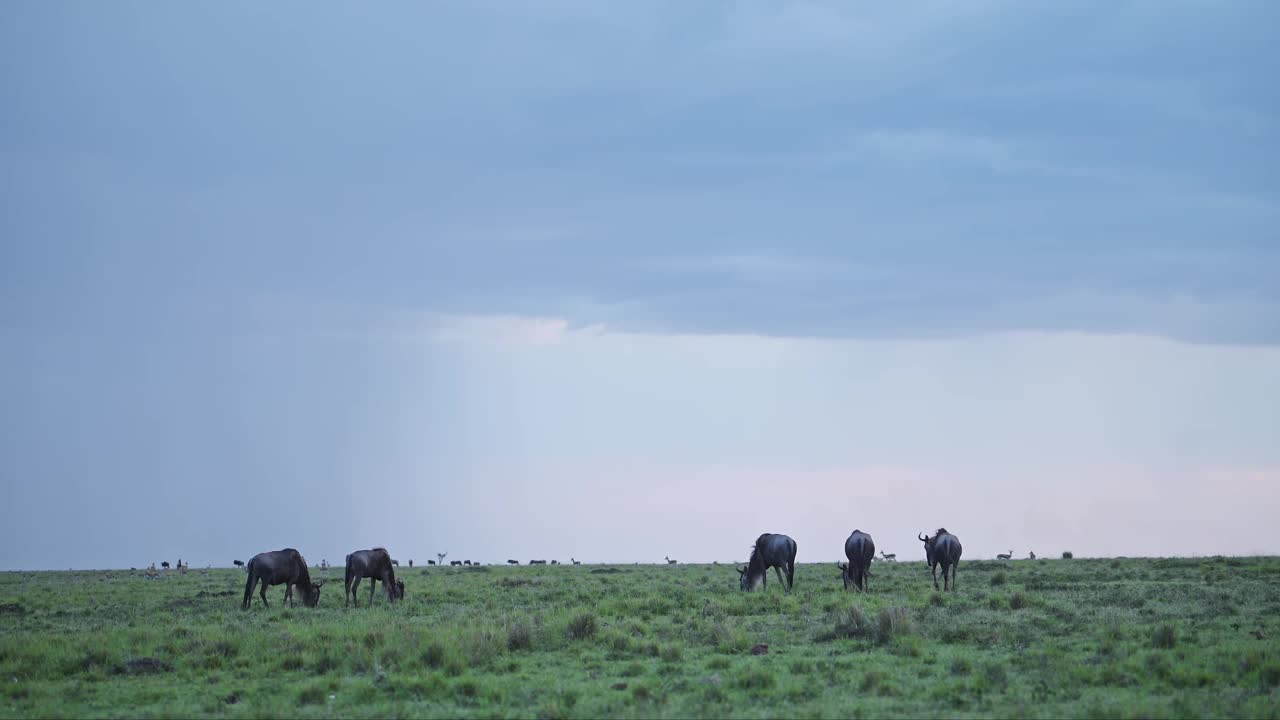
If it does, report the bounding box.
[918,532,928,542]
[737,565,746,574]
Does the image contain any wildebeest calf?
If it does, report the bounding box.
[345,548,404,607]
[242,549,325,609]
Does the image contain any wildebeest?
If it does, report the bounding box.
[232,559,244,568]
[463,560,471,566]
[738,533,798,593]
[1029,551,1036,560]
[839,530,875,592]
[408,559,413,568]
[161,561,170,569]
[242,549,325,609]
[450,560,462,566]
[551,560,559,565]
[530,559,547,565]
[427,560,436,565]
[507,559,519,565]
[996,550,1013,560]
[344,548,404,607]
[919,529,963,591]
[391,559,399,567]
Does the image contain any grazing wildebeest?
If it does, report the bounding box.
[530,559,547,565]
[463,560,471,566]
[161,561,170,569]
[450,560,462,566]
[507,559,519,565]
[232,559,244,568]
[391,559,399,567]
[1029,551,1036,560]
[242,549,325,609]
[880,551,896,562]
[551,560,559,565]
[737,533,798,593]
[919,529,963,591]
[427,560,436,565]
[344,548,404,607]
[571,558,581,565]
[840,530,875,592]
[996,550,1013,560]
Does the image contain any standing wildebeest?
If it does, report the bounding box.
[507,559,519,565]
[161,561,170,569]
[232,559,244,568]
[450,560,462,566]
[242,549,326,609]
[344,548,404,607]
[408,559,413,568]
[839,530,875,592]
[919,529,963,591]
[737,533,798,593]
[427,560,436,565]
[530,559,547,565]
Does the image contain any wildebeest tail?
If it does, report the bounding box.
[241,559,256,609]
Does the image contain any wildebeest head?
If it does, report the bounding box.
[299,579,325,607]
[393,579,405,601]
[919,531,937,567]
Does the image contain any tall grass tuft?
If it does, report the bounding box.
[567,612,597,640]
[1152,624,1177,649]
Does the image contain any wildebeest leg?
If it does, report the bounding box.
[950,562,958,592]
[773,565,786,593]
[286,583,294,607]
[242,573,256,610]
[932,563,940,591]
[349,576,362,608]
[369,577,377,607]
[259,579,269,608]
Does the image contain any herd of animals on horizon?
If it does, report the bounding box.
[205,528,1046,610]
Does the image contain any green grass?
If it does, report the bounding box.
[2,557,1279,718]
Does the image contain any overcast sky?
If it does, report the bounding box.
[2,1,1278,570]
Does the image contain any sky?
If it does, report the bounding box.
[2,1,1278,570]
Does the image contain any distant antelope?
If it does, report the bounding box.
[571,558,581,565]
[507,559,519,565]
[880,551,896,562]
[1028,551,1036,560]
[665,556,677,565]
[996,550,1013,560]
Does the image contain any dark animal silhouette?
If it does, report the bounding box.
[161,561,170,569]
[408,559,413,568]
[880,551,896,562]
[391,559,399,567]
[232,560,244,568]
[463,560,472,566]
[665,556,677,565]
[450,560,462,566]
[571,558,581,565]
[840,530,875,592]
[919,529,963,591]
[344,548,404,607]
[1029,551,1036,560]
[507,559,519,565]
[530,559,547,565]
[242,549,325,609]
[738,533,798,593]
[996,550,1013,560]
[427,560,436,565]
[551,560,559,565]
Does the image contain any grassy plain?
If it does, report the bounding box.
[1,556,1278,718]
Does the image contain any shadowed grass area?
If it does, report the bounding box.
[1,557,1279,718]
